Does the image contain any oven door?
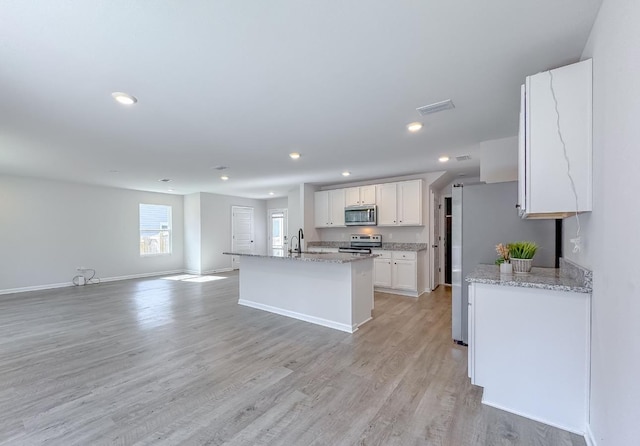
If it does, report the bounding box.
[344,206,377,226]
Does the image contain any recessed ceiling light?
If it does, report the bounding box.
[220,175,229,181]
[439,156,450,163]
[159,178,171,183]
[342,171,351,177]
[111,92,137,105]
[407,122,423,132]
[289,152,301,160]
[269,192,275,196]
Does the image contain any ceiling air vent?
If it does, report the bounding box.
[455,155,471,161]
[416,99,455,116]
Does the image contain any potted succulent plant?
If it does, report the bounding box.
[508,241,538,274]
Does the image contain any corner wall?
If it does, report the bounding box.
[565,0,640,443]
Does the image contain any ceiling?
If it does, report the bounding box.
[0,0,602,199]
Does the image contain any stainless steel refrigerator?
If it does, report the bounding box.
[451,181,556,344]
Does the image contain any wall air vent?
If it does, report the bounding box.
[455,155,472,161]
[416,99,455,116]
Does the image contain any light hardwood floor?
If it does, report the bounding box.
[0,272,586,446]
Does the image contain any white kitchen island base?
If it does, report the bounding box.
[231,253,375,333]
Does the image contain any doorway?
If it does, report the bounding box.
[268,209,288,256]
[231,206,254,269]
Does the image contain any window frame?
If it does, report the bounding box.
[139,204,173,257]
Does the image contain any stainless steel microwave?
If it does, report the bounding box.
[344,205,377,226]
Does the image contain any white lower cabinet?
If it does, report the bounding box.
[373,251,392,287]
[391,252,417,291]
[372,250,421,296]
[373,258,392,288]
[468,282,590,434]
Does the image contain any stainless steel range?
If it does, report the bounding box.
[338,234,382,254]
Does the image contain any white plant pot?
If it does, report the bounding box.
[500,262,513,274]
[511,258,533,274]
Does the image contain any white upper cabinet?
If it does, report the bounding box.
[314,189,345,227]
[376,183,398,225]
[345,185,376,206]
[518,59,593,218]
[397,180,422,225]
[329,189,345,226]
[376,180,423,226]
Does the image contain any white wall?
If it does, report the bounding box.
[302,184,319,249]
[0,175,184,292]
[199,192,267,273]
[287,186,302,248]
[480,136,518,184]
[266,197,287,210]
[565,1,640,444]
[183,193,202,273]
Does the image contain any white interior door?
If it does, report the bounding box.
[430,190,440,290]
[232,206,254,268]
[268,209,288,255]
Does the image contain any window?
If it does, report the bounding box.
[139,204,172,256]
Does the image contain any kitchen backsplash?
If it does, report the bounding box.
[316,226,428,243]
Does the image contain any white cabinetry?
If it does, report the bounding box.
[345,185,376,206]
[468,282,590,433]
[376,180,423,226]
[373,251,392,288]
[372,250,424,296]
[518,59,592,218]
[391,251,417,291]
[314,190,345,227]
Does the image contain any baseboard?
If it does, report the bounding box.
[98,269,185,283]
[201,267,234,275]
[481,398,585,436]
[238,299,356,333]
[374,287,419,298]
[0,269,184,296]
[0,281,73,296]
[584,424,597,446]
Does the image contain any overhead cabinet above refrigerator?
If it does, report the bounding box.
[517,59,593,219]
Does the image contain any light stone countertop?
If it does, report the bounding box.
[465,264,592,293]
[223,251,378,264]
[306,241,428,252]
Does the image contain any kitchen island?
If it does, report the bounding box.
[222,251,377,333]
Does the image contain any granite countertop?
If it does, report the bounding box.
[306,241,428,252]
[466,262,592,293]
[222,251,378,264]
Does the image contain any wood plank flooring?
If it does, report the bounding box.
[0,272,586,445]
